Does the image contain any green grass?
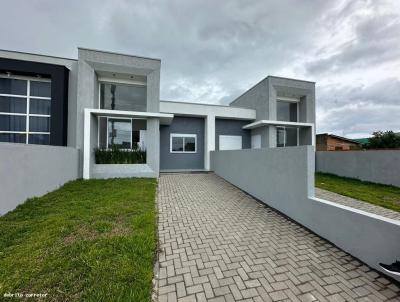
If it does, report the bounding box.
[0,178,157,302]
[316,172,400,213]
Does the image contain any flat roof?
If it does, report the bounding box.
[0,48,76,61]
[78,47,161,61]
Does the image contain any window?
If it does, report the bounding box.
[0,75,51,145]
[219,135,242,150]
[251,134,261,149]
[277,100,298,122]
[170,134,197,153]
[277,126,298,147]
[99,82,146,112]
[98,117,147,150]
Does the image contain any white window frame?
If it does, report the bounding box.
[98,117,147,150]
[0,74,51,144]
[276,126,299,147]
[105,117,133,150]
[170,133,197,153]
[276,99,300,147]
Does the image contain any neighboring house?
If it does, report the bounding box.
[0,48,315,179]
[316,133,361,151]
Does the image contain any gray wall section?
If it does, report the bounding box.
[77,49,161,178]
[316,151,400,187]
[160,116,204,170]
[0,143,79,215]
[211,147,400,281]
[215,119,251,150]
[230,77,315,148]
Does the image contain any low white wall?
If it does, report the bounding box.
[316,150,400,187]
[211,147,400,281]
[0,143,79,215]
[92,164,157,178]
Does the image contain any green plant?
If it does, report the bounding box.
[95,144,146,164]
[364,131,400,149]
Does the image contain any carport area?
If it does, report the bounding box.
[156,173,399,302]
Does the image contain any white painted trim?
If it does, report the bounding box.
[83,109,91,179]
[0,94,51,100]
[160,101,256,120]
[0,73,51,82]
[204,115,215,170]
[98,76,146,86]
[0,131,49,135]
[170,133,197,153]
[86,108,173,125]
[243,120,314,129]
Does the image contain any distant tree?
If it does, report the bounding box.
[365,131,400,149]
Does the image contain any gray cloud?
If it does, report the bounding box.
[1,0,399,137]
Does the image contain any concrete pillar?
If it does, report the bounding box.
[146,118,160,176]
[204,115,215,170]
[83,109,91,179]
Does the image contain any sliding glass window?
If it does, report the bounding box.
[0,75,51,145]
[98,117,147,150]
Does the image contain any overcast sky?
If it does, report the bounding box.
[1,0,399,138]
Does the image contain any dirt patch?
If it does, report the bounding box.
[63,218,132,245]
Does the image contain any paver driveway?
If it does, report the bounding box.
[156,173,400,302]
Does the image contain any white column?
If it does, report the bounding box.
[83,109,91,179]
[204,114,215,170]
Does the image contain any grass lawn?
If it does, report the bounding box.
[316,172,400,213]
[0,178,157,302]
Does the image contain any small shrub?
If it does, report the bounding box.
[95,145,146,164]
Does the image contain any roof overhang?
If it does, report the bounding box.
[243,119,314,130]
[87,108,174,125]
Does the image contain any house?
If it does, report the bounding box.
[316,133,361,151]
[0,48,315,179]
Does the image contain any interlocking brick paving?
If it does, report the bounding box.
[315,188,400,221]
[156,173,400,302]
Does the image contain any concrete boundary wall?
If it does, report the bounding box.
[0,143,79,215]
[211,147,400,281]
[316,150,400,187]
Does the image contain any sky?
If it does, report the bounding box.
[1,0,399,138]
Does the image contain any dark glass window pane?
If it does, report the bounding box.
[286,127,298,146]
[0,133,26,143]
[30,81,51,97]
[29,116,50,132]
[0,78,27,95]
[107,119,131,149]
[172,136,183,151]
[184,137,196,152]
[277,101,297,122]
[0,115,26,131]
[100,83,147,111]
[277,127,285,147]
[29,134,50,145]
[132,119,147,150]
[98,117,108,149]
[30,98,50,115]
[289,103,297,122]
[0,96,27,113]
